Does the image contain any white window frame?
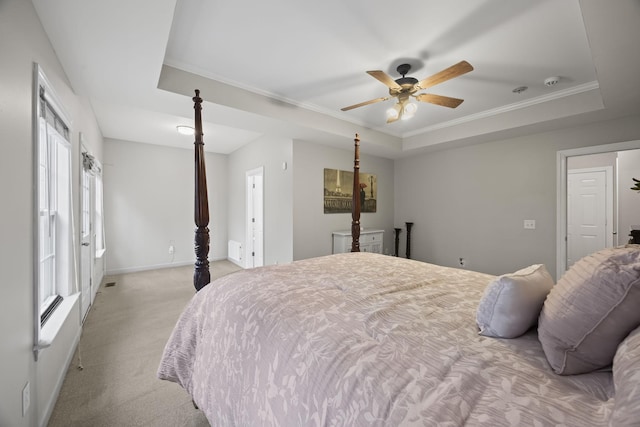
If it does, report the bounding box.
[33,64,77,359]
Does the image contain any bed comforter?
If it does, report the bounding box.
[158,252,614,426]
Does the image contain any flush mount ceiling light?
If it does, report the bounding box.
[176,125,194,135]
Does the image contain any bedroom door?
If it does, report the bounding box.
[567,167,613,267]
[246,167,264,268]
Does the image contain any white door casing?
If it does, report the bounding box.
[80,160,93,321]
[246,167,264,268]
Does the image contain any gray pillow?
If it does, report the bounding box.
[538,245,640,375]
[476,264,554,338]
[609,325,640,426]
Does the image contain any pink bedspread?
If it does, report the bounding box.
[158,252,613,426]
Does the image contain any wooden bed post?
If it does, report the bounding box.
[193,90,211,291]
[351,133,361,252]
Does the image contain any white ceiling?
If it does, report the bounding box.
[32,0,640,159]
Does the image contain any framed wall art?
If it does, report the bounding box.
[324,168,377,214]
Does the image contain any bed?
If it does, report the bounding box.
[158,91,640,426]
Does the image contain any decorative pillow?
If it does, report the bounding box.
[538,245,640,375]
[609,325,640,426]
[476,264,554,338]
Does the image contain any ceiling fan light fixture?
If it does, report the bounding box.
[386,104,401,121]
[401,102,417,120]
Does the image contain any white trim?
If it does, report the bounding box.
[35,64,73,127]
[104,257,227,276]
[163,59,600,141]
[405,81,600,137]
[36,293,80,350]
[33,63,77,360]
[556,139,640,280]
[245,166,264,269]
[227,257,245,268]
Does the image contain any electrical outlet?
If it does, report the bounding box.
[22,382,30,417]
[459,257,466,267]
[168,245,175,254]
[524,220,536,230]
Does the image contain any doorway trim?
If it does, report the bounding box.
[80,140,94,323]
[557,139,640,279]
[245,166,264,268]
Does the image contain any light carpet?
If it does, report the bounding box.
[47,261,242,427]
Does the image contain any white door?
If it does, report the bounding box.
[80,167,93,321]
[567,168,613,267]
[246,167,264,268]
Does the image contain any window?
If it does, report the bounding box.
[35,66,74,326]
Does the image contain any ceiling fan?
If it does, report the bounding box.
[341,61,474,123]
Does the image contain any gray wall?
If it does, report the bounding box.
[228,135,294,266]
[292,139,395,260]
[0,1,105,425]
[394,114,640,277]
[103,139,228,274]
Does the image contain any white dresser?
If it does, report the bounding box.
[332,229,384,254]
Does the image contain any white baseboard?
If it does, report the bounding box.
[228,257,245,268]
[105,257,227,276]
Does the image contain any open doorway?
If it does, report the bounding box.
[557,140,640,279]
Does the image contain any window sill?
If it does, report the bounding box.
[36,292,79,354]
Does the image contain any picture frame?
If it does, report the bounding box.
[323,168,377,213]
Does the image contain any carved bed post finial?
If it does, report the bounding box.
[193,89,211,291]
[351,133,361,252]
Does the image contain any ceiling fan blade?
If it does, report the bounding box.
[415,93,465,108]
[416,60,473,90]
[341,96,389,111]
[367,70,402,90]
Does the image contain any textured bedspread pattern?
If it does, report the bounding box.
[158,253,614,426]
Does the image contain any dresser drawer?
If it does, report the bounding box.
[332,229,384,254]
[360,233,382,245]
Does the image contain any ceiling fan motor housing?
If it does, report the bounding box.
[396,76,418,86]
[394,63,418,93]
